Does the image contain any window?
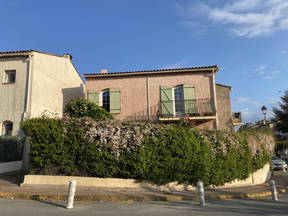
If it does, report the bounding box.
[87,88,121,114]
[4,70,16,83]
[102,90,110,112]
[2,121,13,136]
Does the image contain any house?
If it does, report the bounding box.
[85,66,240,130]
[0,50,85,135]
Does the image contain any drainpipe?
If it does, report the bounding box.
[23,54,33,120]
[212,69,219,129]
[146,73,151,121]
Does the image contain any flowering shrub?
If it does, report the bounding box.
[21,118,274,186]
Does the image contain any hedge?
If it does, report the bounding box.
[21,117,274,186]
[0,136,24,163]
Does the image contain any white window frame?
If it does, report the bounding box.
[172,87,176,116]
[173,86,184,116]
[99,91,103,107]
[4,70,16,83]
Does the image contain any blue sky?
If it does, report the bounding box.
[1,0,287,123]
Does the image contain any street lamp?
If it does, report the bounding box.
[261,106,267,125]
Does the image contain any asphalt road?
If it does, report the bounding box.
[1,195,288,216]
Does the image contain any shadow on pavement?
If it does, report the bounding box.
[146,196,288,215]
[33,199,66,209]
[0,171,24,186]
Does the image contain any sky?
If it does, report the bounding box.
[1,0,288,123]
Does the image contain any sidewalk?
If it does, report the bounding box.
[0,171,287,202]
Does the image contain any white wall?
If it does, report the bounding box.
[29,52,85,118]
[0,51,85,135]
[0,57,28,135]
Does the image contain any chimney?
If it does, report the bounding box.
[100,69,108,74]
[63,53,72,60]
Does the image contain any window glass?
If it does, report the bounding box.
[102,90,110,112]
[2,121,13,136]
[5,70,16,83]
[174,86,184,115]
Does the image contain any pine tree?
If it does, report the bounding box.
[273,90,288,133]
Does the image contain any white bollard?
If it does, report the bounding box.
[282,164,286,173]
[197,181,205,206]
[269,180,278,201]
[66,180,77,209]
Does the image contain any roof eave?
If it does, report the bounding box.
[216,83,233,90]
[0,53,31,58]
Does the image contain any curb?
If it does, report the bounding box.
[0,188,287,202]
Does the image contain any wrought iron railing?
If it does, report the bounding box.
[159,98,216,117]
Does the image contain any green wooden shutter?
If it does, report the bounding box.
[160,86,173,116]
[109,88,121,114]
[182,85,196,115]
[87,90,99,105]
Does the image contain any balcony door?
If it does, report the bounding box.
[173,86,185,116]
[160,85,196,117]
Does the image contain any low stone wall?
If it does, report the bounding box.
[217,163,271,189]
[0,161,22,174]
[21,163,271,191]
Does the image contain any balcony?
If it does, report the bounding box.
[159,98,216,121]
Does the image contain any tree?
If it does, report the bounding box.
[273,90,288,134]
[64,98,113,121]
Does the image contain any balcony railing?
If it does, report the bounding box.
[159,98,216,118]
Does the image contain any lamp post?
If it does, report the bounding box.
[261,106,267,125]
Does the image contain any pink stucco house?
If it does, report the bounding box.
[84,66,239,130]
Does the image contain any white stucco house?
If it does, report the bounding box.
[0,50,85,135]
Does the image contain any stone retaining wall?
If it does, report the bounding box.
[21,163,271,191]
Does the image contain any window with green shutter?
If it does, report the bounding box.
[87,90,99,105]
[182,84,197,115]
[160,86,173,116]
[109,88,121,114]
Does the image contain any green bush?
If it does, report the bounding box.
[275,141,288,153]
[0,136,24,162]
[137,126,211,185]
[64,98,113,121]
[21,118,273,186]
[137,128,271,186]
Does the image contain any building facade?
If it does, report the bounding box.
[85,66,237,130]
[0,50,85,135]
[216,83,233,130]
